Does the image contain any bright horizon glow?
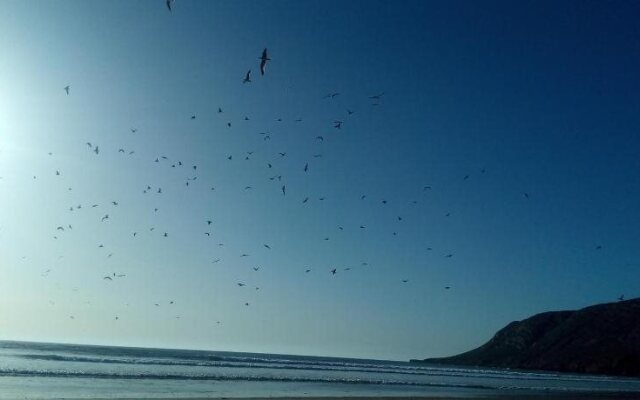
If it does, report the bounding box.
[1,0,639,361]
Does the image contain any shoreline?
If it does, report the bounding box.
[17,395,640,400]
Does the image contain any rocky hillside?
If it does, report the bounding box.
[413,298,640,376]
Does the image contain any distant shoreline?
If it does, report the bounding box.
[20,395,640,400]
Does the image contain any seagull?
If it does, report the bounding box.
[402,279,409,283]
[237,282,246,287]
[523,192,530,199]
[64,85,70,95]
[304,163,308,172]
[101,214,109,222]
[281,185,286,195]
[323,92,340,99]
[369,92,384,100]
[596,245,603,250]
[131,128,137,133]
[263,244,271,249]
[191,115,196,120]
[253,267,260,271]
[316,136,324,141]
[330,268,337,275]
[445,254,453,258]
[302,197,309,203]
[166,0,174,11]
[445,286,451,290]
[207,220,212,225]
[334,121,343,129]
[212,258,221,263]
[305,269,311,273]
[94,146,99,155]
[347,109,355,115]
[243,70,251,83]
[103,276,113,281]
[259,48,270,76]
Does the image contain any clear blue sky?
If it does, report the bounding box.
[0,0,639,361]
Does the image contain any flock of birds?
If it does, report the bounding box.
[3,1,620,328]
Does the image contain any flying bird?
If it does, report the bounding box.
[64,85,70,95]
[166,0,174,11]
[243,70,251,83]
[259,48,270,76]
[330,268,337,275]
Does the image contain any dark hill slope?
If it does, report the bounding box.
[413,298,640,376]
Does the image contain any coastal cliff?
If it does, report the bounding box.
[413,298,640,376]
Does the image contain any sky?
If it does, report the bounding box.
[0,0,639,361]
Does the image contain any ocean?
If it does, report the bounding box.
[0,341,639,399]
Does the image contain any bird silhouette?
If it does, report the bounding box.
[166,0,174,12]
[259,48,270,76]
[64,85,70,95]
[243,70,251,83]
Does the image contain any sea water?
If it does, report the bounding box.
[1,341,639,399]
